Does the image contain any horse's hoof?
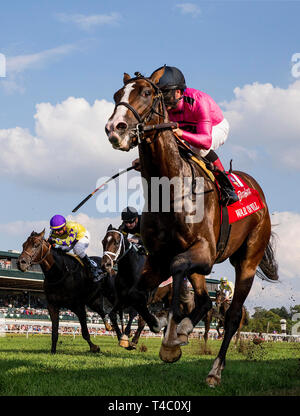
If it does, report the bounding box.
[159,344,182,363]
[90,346,100,353]
[125,342,137,351]
[119,335,129,348]
[206,375,221,388]
[177,334,189,346]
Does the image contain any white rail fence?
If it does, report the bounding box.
[1,318,300,342]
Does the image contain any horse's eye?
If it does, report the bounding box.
[143,90,151,97]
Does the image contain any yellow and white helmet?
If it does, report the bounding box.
[220,277,228,284]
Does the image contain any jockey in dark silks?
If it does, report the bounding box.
[119,207,146,253]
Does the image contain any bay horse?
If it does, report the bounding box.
[101,225,148,348]
[105,68,278,386]
[17,230,113,354]
[203,289,248,353]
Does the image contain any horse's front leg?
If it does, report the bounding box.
[73,306,100,353]
[203,310,212,354]
[48,303,59,354]
[206,273,254,387]
[131,315,146,347]
[176,272,212,345]
[127,258,169,334]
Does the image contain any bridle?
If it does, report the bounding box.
[114,72,170,145]
[103,230,133,269]
[22,238,51,265]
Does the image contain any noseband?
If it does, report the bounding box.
[103,230,133,268]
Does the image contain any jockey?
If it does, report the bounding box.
[133,65,239,206]
[119,207,145,253]
[218,277,234,302]
[48,215,100,281]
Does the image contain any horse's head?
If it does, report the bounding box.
[105,67,166,151]
[101,224,126,273]
[17,229,47,272]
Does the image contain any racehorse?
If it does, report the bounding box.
[101,225,147,348]
[203,289,248,353]
[105,67,278,386]
[96,265,138,344]
[17,230,113,354]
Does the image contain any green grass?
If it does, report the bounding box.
[0,335,299,396]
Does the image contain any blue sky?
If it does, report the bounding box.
[0,0,300,311]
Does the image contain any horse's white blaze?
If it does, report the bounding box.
[113,82,135,123]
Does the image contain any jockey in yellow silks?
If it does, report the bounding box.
[48,214,100,281]
[218,277,234,302]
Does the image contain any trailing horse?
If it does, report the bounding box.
[203,289,248,353]
[101,225,147,348]
[105,68,278,386]
[17,230,113,354]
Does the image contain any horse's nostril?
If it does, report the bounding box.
[116,122,127,131]
[109,135,119,145]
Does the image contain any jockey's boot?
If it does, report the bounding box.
[82,255,101,282]
[212,158,239,206]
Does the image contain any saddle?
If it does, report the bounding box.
[65,252,84,267]
[177,143,264,261]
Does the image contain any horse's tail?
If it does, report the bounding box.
[256,232,279,283]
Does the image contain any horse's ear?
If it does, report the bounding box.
[123,73,131,84]
[30,231,35,237]
[107,224,113,231]
[39,229,45,238]
[149,66,165,85]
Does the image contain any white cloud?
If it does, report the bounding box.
[175,3,201,17]
[221,80,300,170]
[2,44,78,93]
[0,96,137,190]
[244,211,300,311]
[6,44,77,74]
[270,211,300,280]
[56,12,121,30]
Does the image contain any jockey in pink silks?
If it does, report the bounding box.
[133,66,239,206]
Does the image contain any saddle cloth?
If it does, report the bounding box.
[226,172,264,223]
[216,172,264,259]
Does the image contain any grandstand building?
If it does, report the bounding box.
[0,250,43,297]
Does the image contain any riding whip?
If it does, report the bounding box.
[72,166,135,213]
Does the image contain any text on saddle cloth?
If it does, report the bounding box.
[226,173,264,223]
